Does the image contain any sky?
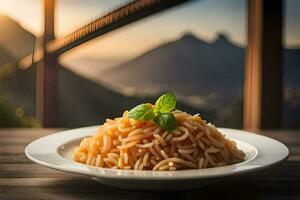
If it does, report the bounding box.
[60,0,248,71]
[0,0,299,78]
[0,0,299,45]
[0,0,130,36]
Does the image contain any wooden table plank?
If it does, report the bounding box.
[0,177,299,200]
[0,154,31,163]
[0,164,75,178]
[0,162,299,178]
[0,128,299,200]
[0,128,62,138]
[0,129,62,147]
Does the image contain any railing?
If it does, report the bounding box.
[47,0,190,55]
[19,0,191,68]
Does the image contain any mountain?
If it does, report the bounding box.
[0,15,35,113]
[2,62,203,127]
[0,15,35,59]
[101,33,300,128]
[99,33,246,127]
[0,15,36,123]
[57,66,204,127]
[0,45,14,66]
[284,49,300,87]
[101,33,244,103]
[283,49,300,127]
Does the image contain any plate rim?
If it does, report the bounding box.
[25,126,289,180]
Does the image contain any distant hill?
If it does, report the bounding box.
[102,32,300,95]
[101,33,300,128]
[0,15,36,123]
[0,45,14,66]
[283,49,300,128]
[99,33,246,127]
[57,66,207,127]
[0,15,35,59]
[284,49,300,87]
[101,33,244,108]
[2,62,205,127]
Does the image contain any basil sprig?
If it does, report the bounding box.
[155,92,176,113]
[153,112,176,131]
[128,93,177,131]
[127,104,155,120]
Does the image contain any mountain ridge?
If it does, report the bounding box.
[0,15,35,60]
[101,32,244,100]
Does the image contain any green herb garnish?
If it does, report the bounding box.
[153,112,176,131]
[155,92,176,113]
[128,92,177,131]
[127,104,155,120]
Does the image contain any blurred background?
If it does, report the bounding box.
[0,0,299,128]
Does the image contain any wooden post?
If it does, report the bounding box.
[244,0,283,130]
[36,0,57,127]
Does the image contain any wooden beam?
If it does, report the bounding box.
[244,0,283,130]
[36,0,57,127]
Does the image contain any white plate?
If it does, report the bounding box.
[25,126,289,191]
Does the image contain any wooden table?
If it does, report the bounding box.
[0,129,299,200]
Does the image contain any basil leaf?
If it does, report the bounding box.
[128,104,155,120]
[155,92,176,113]
[154,112,176,131]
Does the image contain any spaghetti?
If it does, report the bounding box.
[73,110,245,170]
